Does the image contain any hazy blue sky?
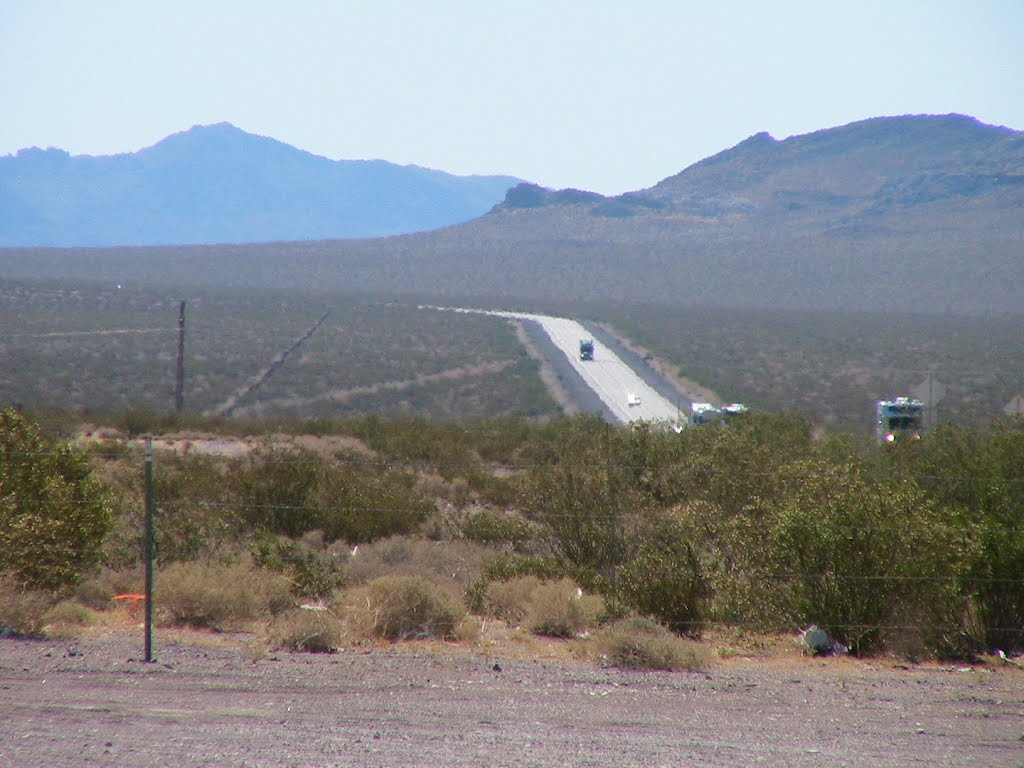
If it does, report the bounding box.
[2,1,1021,195]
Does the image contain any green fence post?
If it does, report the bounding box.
[144,435,155,662]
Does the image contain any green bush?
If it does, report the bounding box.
[73,568,142,611]
[231,448,430,544]
[112,406,162,438]
[519,443,644,582]
[459,509,536,548]
[464,469,520,509]
[463,417,535,464]
[597,616,709,671]
[231,448,324,538]
[722,457,968,656]
[348,575,464,641]
[0,408,113,590]
[152,453,240,562]
[0,574,56,637]
[157,561,293,630]
[897,424,1024,653]
[346,415,475,477]
[250,536,347,599]
[617,511,708,636]
[644,412,814,513]
[314,466,431,544]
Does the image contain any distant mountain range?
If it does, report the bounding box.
[1,114,1021,315]
[0,123,522,246]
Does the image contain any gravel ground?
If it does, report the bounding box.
[2,631,1022,767]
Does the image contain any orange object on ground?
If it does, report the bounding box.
[112,593,146,623]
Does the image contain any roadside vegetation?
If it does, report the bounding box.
[0,280,558,421]
[2,406,1022,669]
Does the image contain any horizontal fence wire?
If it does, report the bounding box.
[6,444,1024,482]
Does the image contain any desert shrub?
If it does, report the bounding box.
[157,561,293,630]
[479,553,566,582]
[74,577,115,611]
[347,575,464,641]
[508,414,604,466]
[464,469,519,509]
[231,447,324,537]
[231,448,430,544]
[269,608,345,652]
[314,466,431,544]
[617,511,709,635]
[519,445,645,585]
[597,616,710,671]
[86,437,130,460]
[21,408,81,442]
[42,600,102,638]
[722,457,968,656]
[74,568,142,611]
[112,406,162,438]
[151,453,239,562]
[526,578,602,638]
[250,535,347,599]
[346,415,475,477]
[344,536,489,588]
[460,509,536,549]
[466,557,569,618]
[0,574,56,637]
[648,412,815,512]
[897,423,1024,653]
[478,576,543,624]
[464,417,535,464]
[454,616,483,643]
[0,408,113,590]
[464,553,567,614]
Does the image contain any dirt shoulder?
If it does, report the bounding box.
[2,628,1020,768]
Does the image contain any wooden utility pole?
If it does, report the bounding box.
[175,300,186,412]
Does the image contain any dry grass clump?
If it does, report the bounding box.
[453,616,483,643]
[0,574,56,638]
[157,561,293,631]
[597,616,710,671]
[479,576,543,624]
[42,600,103,638]
[526,578,604,638]
[73,567,143,610]
[342,536,489,588]
[346,575,465,641]
[269,608,346,653]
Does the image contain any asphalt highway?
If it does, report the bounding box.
[431,307,687,425]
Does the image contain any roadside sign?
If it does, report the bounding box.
[912,375,946,406]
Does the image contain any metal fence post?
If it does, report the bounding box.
[144,436,155,662]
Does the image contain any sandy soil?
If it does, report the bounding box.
[2,629,1021,768]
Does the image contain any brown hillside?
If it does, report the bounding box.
[1,114,1021,315]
